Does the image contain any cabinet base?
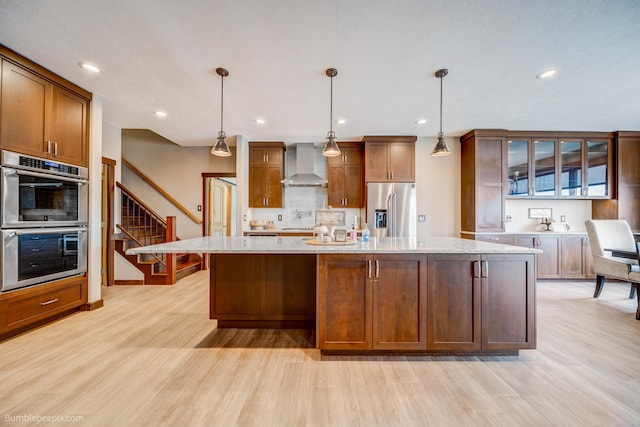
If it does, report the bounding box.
[216,319,314,329]
[321,349,520,357]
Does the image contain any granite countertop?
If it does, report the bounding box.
[126,236,542,255]
[243,228,314,235]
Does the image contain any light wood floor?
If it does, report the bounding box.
[1,272,639,427]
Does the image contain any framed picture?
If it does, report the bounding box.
[334,229,347,242]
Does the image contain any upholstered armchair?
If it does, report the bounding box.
[585,219,640,320]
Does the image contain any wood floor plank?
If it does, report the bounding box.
[1,272,639,426]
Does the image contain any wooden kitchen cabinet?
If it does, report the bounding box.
[210,253,316,328]
[427,253,535,352]
[327,141,363,208]
[427,254,481,351]
[0,275,87,336]
[0,47,90,167]
[460,130,507,232]
[561,234,596,279]
[481,254,536,351]
[317,254,371,350]
[593,131,640,231]
[362,136,416,182]
[372,254,427,350]
[248,142,284,208]
[513,234,561,279]
[317,253,427,351]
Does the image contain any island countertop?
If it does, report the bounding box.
[126,235,542,255]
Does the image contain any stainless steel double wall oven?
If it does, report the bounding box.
[0,150,88,292]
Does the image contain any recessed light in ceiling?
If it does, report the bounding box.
[536,69,557,79]
[78,61,101,73]
[255,118,266,125]
[154,111,168,118]
[336,119,346,125]
[415,119,428,125]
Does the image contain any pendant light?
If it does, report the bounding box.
[322,68,341,157]
[431,68,452,157]
[211,67,232,157]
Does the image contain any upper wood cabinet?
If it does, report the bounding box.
[506,131,613,200]
[0,46,91,167]
[327,141,363,208]
[248,142,284,208]
[363,136,416,182]
[593,131,640,231]
[460,130,507,233]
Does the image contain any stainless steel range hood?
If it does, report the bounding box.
[281,143,327,187]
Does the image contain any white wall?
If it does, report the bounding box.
[87,96,103,303]
[121,129,236,239]
[505,199,592,233]
[415,136,460,238]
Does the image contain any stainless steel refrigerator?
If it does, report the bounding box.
[366,183,416,238]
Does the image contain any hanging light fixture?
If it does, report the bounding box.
[211,67,232,157]
[431,68,452,157]
[322,68,341,157]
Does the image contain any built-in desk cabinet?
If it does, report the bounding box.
[327,142,363,208]
[248,142,285,208]
[363,136,416,182]
[0,47,91,167]
[466,232,595,280]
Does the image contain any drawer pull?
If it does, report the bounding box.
[40,298,59,306]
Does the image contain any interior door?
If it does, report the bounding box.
[209,178,228,236]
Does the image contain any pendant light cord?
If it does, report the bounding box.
[329,75,333,133]
[439,74,443,135]
[220,74,224,134]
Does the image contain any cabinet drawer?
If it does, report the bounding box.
[474,234,514,244]
[5,281,84,329]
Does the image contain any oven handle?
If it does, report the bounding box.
[6,168,88,184]
[7,227,87,236]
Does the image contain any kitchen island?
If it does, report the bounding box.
[128,236,540,355]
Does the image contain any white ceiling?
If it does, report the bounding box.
[1,0,639,147]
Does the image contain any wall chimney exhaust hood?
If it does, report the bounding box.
[281,143,327,187]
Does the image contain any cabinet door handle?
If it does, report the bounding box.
[46,140,52,154]
[473,261,480,278]
[265,154,269,163]
[53,141,58,156]
[375,259,380,279]
[40,298,59,306]
[368,260,372,278]
[481,260,488,278]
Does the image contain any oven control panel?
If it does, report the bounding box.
[1,150,87,179]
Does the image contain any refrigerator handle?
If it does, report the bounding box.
[389,193,397,237]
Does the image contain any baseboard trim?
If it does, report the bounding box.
[82,299,104,311]
[114,280,144,286]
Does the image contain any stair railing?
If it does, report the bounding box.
[117,182,176,284]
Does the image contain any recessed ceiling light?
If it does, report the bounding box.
[78,61,101,73]
[336,119,346,125]
[154,111,168,118]
[536,69,557,79]
[416,119,428,125]
[255,118,266,125]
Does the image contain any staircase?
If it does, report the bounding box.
[115,183,202,285]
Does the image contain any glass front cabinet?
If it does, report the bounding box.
[507,132,611,199]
